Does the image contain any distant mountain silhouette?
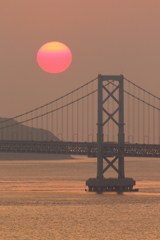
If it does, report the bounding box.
[0,117,59,141]
[0,118,73,160]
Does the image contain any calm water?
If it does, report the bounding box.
[0,155,160,240]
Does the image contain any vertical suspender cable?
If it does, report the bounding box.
[0,120,2,140]
[153,97,155,144]
[112,83,114,142]
[26,113,28,141]
[56,100,58,140]
[0,121,1,140]
[158,98,160,144]
[1,121,3,140]
[5,118,7,140]
[87,83,89,142]
[0,121,2,140]
[16,117,18,140]
[6,119,8,140]
[41,107,43,141]
[31,111,33,141]
[92,81,94,142]
[2,120,3,140]
[52,104,54,141]
[107,83,110,142]
[4,117,6,140]
[143,91,145,143]
[10,119,12,140]
[51,102,53,141]
[67,94,68,142]
[82,87,84,142]
[36,109,38,141]
[1,120,2,140]
[13,117,15,140]
[138,87,140,143]
[11,119,14,140]
[128,82,130,142]
[9,119,11,140]
[148,94,150,144]
[133,85,135,143]
[61,97,63,141]
[14,117,16,140]
[72,92,73,141]
[77,90,79,142]
[46,105,48,141]
[21,115,23,141]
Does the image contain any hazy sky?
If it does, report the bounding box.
[1,0,160,118]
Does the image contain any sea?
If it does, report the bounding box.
[0,154,160,240]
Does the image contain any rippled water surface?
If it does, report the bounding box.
[0,156,160,239]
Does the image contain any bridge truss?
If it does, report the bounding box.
[0,140,159,158]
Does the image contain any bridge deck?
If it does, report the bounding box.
[0,140,159,158]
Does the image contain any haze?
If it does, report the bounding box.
[1,0,160,118]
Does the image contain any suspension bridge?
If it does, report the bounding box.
[0,75,159,192]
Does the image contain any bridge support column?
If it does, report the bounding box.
[86,74,138,193]
[118,76,125,178]
[97,75,103,179]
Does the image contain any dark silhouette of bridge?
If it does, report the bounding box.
[0,75,159,192]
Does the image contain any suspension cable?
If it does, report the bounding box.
[0,77,98,125]
[124,77,159,100]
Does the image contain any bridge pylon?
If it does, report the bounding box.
[86,74,138,193]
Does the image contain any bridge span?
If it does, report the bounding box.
[0,74,159,192]
[0,140,159,158]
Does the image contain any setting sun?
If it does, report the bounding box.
[37,41,72,73]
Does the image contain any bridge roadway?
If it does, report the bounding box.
[0,140,159,158]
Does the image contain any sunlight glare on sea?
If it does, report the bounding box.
[0,156,160,240]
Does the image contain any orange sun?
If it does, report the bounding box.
[37,41,72,73]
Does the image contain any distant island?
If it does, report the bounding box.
[0,117,72,160]
[0,117,58,141]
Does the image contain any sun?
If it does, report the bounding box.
[37,41,72,73]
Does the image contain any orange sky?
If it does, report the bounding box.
[0,0,160,118]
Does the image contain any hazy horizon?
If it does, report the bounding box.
[1,0,160,119]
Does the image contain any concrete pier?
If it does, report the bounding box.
[86,178,138,192]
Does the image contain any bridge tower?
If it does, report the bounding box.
[86,75,138,192]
